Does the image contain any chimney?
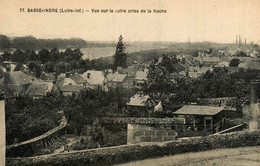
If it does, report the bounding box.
[87,73,91,79]
[65,72,70,78]
[236,35,238,45]
[245,38,247,45]
[0,91,5,166]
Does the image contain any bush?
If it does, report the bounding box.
[6,130,260,166]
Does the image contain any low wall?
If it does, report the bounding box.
[6,130,260,166]
[127,124,178,144]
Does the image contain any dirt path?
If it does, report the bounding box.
[117,146,260,166]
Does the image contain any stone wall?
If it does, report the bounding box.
[127,124,177,144]
[6,130,260,166]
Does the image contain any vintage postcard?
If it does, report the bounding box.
[1,0,260,165]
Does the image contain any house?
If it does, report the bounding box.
[126,94,149,117]
[201,57,221,66]
[25,82,59,98]
[82,70,105,89]
[173,105,226,134]
[135,70,148,88]
[188,66,213,78]
[57,73,85,87]
[59,85,84,96]
[0,84,14,100]
[244,61,260,70]
[217,61,229,68]
[40,73,56,81]
[57,73,85,95]
[121,65,138,77]
[107,72,127,88]
[4,71,37,96]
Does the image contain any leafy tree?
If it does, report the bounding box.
[50,47,60,62]
[11,49,26,63]
[38,48,50,63]
[56,61,67,74]
[72,48,83,61]
[160,54,179,73]
[234,50,247,57]
[43,62,55,73]
[27,61,42,78]
[142,57,175,109]
[229,58,240,67]
[114,35,127,70]
[63,48,74,62]
[0,68,4,79]
[26,50,37,61]
[0,34,10,49]
[14,63,24,71]
[13,36,39,50]
[2,51,11,61]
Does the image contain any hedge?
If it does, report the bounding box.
[6,130,260,166]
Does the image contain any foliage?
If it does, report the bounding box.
[43,62,55,73]
[229,58,240,67]
[14,63,24,71]
[5,93,64,145]
[27,61,42,78]
[0,34,10,50]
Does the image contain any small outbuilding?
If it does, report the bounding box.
[173,105,225,134]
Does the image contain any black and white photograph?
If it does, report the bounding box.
[0,0,260,165]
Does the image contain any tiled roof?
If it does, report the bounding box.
[126,94,149,107]
[202,57,221,63]
[135,71,147,80]
[173,105,225,116]
[70,74,85,84]
[4,71,36,85]
[26,82,53,96]
[112,73,127,83]
[0,85,14,99]
[82,70,104,85]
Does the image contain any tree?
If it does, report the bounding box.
[27,61,42,78]
[50,47,60,62]
[56,61,68,74]
[26,50,37,61]
[11,49,26,63]
[0,35,10,50]
[142,57,175,109]
[2,51,11,61]
[0,68,4,79]
[14,63,24,71]
[114,35,127,70]
[229,58,240,67]
[38,48,50,64]
[43,62,55,73]
[160,54,179,73]
[72,48,83,61]
[63,48,74,62]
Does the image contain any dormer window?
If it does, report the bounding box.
[87,73,91,79]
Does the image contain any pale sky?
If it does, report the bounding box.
[0,0,260,43]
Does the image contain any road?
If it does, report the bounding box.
[117,146,260,166]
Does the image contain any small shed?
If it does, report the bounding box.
[173,105,225,133]
[126,94,149,117]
